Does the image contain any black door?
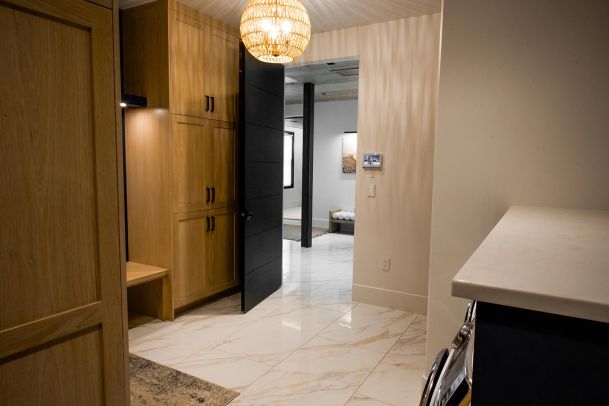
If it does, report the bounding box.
[239,45,285,312]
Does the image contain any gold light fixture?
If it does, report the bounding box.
[240,0,311,64]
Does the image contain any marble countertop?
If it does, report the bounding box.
[452,206,609,323]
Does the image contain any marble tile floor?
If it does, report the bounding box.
[129,233,427,405]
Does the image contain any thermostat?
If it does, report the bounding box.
[362,153,383,169]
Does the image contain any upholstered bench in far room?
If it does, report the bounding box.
[329,208,355,233]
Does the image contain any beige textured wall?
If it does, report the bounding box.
[427,0,609,366]
[297,14,442,314]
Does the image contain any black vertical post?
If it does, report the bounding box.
[301,83,315,247]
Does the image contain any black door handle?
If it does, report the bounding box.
[205,95,210,112]
[211,187,216,203]
[211,96,215,112]
[211,216,215,231]
[241,209,254,221]
[206,216,210,232]
[206,187,210,203]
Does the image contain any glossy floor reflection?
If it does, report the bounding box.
[129,233,426,405]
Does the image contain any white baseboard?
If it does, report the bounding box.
[352,283,428,315]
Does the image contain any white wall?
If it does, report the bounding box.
[427,0,609,367]
[284,100,358,228]
[292,15,442,314]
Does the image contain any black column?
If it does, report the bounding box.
[301,82,315,247]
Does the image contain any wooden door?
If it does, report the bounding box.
[205,25,239,122]
[172,115,213,212]
[239,45,285,312]
[207,210,237,294]
[173,212,209,308]
[0,0,127,404]
[210,121,235,209]
[170,10,206,117]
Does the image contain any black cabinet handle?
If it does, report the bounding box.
[205,95,210,112]
[211,187,216,203]
[206,216,210,232]
[211,96,215,112]
[206,187,210,203]
[211,216,215,232]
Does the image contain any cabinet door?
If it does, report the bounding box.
[173,213,209,307]
[172,115,213,212]
[205,26,239,122]
[170,10,206,117]
[0,0,127,404]
[210,121,235,209]
[207,210,237,293]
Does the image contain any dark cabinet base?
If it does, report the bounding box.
[473,302,609,405]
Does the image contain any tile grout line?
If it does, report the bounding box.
[341,316,420,406]
[229,300,357,403]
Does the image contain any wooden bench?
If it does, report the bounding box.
[127,262,173,324]
[329,208,355,233]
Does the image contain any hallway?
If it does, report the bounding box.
[129,234,426,405]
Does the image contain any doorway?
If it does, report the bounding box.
[281,59,359,244]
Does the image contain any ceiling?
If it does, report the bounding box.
[120,0,441,33]
[285,59,359,105]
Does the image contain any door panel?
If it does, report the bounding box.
[172,115,212,212]
[207,211,236,293]
[170,11,205,117]
[173,213,208,307]
[0,0,126,404]
[210,122,235,209]
[239,46,285,312]
[206,26,238,122]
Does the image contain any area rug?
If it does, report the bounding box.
[282,224,328,241]
[130,354,238,406]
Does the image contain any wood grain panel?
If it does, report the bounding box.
[125,108,172,269]
[0,0,127,403]
[0,303,102,360]
[206,26,239,122]
[207,210,236,293]
[171,115,212,212]
[210,121,235,209]
[0,1,98,330]
[0,328,104,406]
[122,0,169,108]
[170,8,207,117]
[173,211,209,307]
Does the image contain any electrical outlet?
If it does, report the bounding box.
[381,257,391,272]
[368,184,376,197]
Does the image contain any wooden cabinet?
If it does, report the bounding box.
[123,0,238,121]
[123,0,239,315]
[172,116,235,212]
[207,210,237,293]
[173,212,209,308]
[1,0,127,404]
[173,209,236,307]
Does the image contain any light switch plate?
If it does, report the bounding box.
[381,257,391,272]
[368,184,376,197]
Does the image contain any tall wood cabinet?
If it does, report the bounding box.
[1,0,128,404]
[122,0,239,315]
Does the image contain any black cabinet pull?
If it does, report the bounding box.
[211,187,216,203]
[205,95,210,112]
[206,216,210,232]
[206,187,210,203]
[211,96,215,112]
[211,216,215,232]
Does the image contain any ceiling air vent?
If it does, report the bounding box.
[330,67,359,77]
